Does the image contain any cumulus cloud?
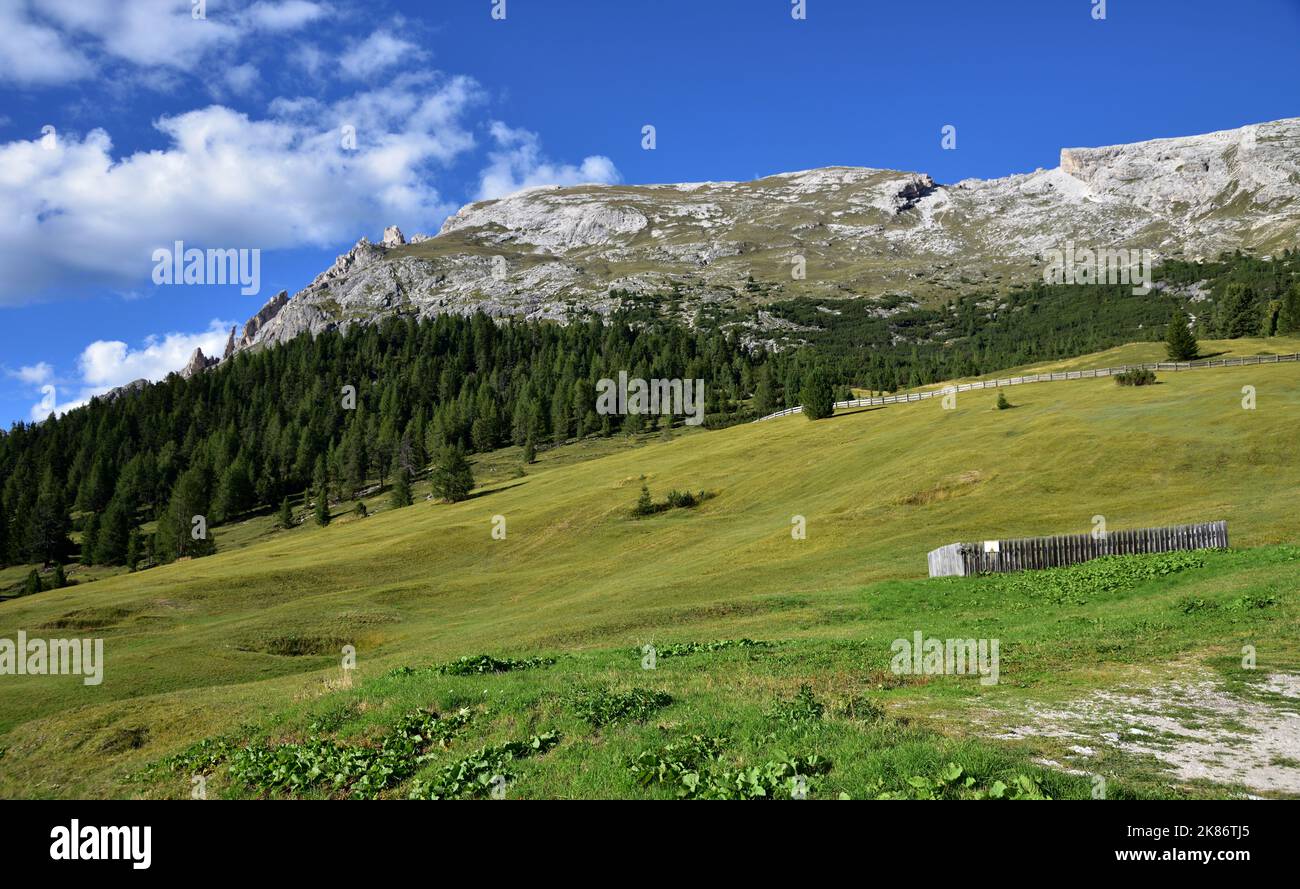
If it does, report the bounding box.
[0,73,484,304]
[0,0,95,84]
[27,319,234,420]
[339,29,425,80]
[8,361,53,384]
[242,0,329,32]
[0,0,330,84]
[477,122,620,200]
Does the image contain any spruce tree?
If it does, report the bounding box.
[80,512,100,566]
[28,470,71,567]
[314,489,331,527]
[278,496,294,529]
[126,531,141,572]
[94,496,132,566]
[52,563,67,589]
[23,569,42,596]
[1278,283,1300,335]
[1165,309,1199,361]
[429,445,474,503]
[799,368,835,420]
[390,467,413,509]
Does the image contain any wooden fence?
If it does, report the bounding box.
[926,520,1228,578]
[755,352,1300,422]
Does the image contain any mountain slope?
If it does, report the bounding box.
[237,118,1300,352]
[1,337,1298,797]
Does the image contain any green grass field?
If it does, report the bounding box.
[1,337,1297,799]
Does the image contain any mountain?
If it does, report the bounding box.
[228,117,1300,357]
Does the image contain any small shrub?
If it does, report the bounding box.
[996,391,1011,410]
[1114,368,1156,386]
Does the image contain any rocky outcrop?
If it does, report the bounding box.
[238,290,289,349]
[219,117,1299,356]
[382,225,406,248]
[222,326,236,360]
[102,378,149,402]
[179,348,216,379]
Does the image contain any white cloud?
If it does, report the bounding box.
[9,361,53,384]
[242,0,329,32]
[0,74,484,304]
[0,0,331,85]
[477,122,620,200]
[0,0,95,84]
[290,42,327,77]
[28,319,234,420]
[224,62,260,94]
[339,29,425,80]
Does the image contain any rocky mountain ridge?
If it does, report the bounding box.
[182,117,1300,375]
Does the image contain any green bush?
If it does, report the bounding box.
[1114,368,1156,386]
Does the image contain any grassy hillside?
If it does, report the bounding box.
[1,337,1297,799]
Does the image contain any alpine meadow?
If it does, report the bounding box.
[0,0,1298,867]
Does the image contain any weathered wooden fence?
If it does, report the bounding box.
[756,353,1300,422]
[926,520,1228,578]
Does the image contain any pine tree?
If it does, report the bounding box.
[429,445,474,503]
[28,470,71,567]
[126,531,141,572]
[1278,283,1300,335]
[633,483,655,517]
[278,496,294,529]
[522,436,537,465]
[94,495,132,565]
[52,563,67,589]
[155,465,216,563]
[1221,283,1261,338]
[1165,309,1199,361]
[314,489,331,527]
[23,568,42,596]
[214,455,255,522]
[80,512,100,566]
[799,368,835,420]
[390,467,413,509]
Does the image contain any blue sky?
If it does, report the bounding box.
[1,0,1297,427]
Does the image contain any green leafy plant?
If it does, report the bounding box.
[649,639,772,659]
[876,763,1050,800]
[766,684,825,726]
[627,735,832,799]
[572,686,673,728]
[407,731,562,799]
[434,654,557,676]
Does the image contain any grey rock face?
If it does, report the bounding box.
[237,290,289,350]
[382,225,406,248]
[225,118,1300,356]
[179,347,216,379]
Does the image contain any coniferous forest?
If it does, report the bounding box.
[1,250,1297,577]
